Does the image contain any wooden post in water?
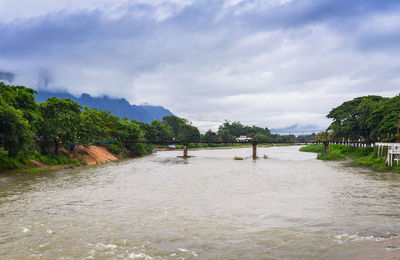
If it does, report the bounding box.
[324,141,329,153]
[252,140,257,160]
[183,142,188,158]
[323,130,329,153]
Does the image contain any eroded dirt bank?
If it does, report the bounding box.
[64,145,119,165]
[0,145,122,175]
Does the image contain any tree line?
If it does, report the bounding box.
[327,94,400,143]
[0,82,315,163]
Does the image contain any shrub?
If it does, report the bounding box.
[0,154,22,169]
[106,143,124,155]
[0,150,29,170]
[299,144,324,153]
[128,143,152,156]
[31,152,79,166]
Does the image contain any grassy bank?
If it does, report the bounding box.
[0,141,156,174]
[0,149,81,174]
[300,144,400,173]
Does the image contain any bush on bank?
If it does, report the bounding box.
[299,144,324,153]
[31,151,80,166]
[0,148,80,170]
[0,150,28,169]
[300,144,400,172]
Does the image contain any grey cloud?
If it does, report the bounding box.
[1,0,400,130]
[37,69,53,89]
[0,71,15,82]
[2,0,400,62]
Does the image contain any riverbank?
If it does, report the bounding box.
[2,143,255,174]
[299,144,400,173]
[0,145,121,175]
[0,143,308,174]
[156,143,298,151]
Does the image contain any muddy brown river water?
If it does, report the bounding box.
[1,146,400,259]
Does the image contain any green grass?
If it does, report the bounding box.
[0,150,30,170]
[300,144,400,173]
[5,167,54,174]
[0,149,80,171]
[234,156,244,160]
[299,144,324,153]
[31,151,80,166]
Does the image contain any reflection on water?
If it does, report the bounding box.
[1,146,400,259]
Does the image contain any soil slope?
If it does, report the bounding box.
[65,145,119,165]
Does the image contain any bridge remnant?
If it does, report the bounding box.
[183,143,188,159]
[252,141,257,160]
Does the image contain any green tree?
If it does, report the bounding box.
[119,119,141,141]
[375,95,400,141]
[78,107,108,143]
[253,133,270,142]
[163,116,187,140]
[356,97,383,142]
[163,116,201,142]
[327,96,383,142]
[181,124,200,142]
[218,120,246,137]
[151,120,174,142]
[140,123,157,142]
[39,97,81,153]
[202,129,218,142]
[78,107,123,144]
[0,97,33,156]
[0,82,42,133]
[218,129,235,142]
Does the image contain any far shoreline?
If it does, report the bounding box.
[0,144,305,175]
[157,143,303,151]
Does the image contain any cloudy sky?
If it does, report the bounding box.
[1,0,400,132]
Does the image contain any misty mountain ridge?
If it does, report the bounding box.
[270,124,324,135]
[35,90,174,123]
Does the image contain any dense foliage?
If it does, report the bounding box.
[0,82,314,170]
[0,83,37,157]
[327,95,400,142]
[213,120,313,143]
[39,97,82,153]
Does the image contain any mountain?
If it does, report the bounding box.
[270,124,324,135]
[35,90,174,123]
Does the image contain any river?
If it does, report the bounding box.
[1,146,400,259]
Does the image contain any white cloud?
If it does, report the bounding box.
[1,0,400,132]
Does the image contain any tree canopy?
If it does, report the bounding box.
[4,82,381,164]
[327,95,400,142]
[0,97,33,156]
[39,97,82,152]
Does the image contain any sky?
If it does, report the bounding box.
[1,0,400,133]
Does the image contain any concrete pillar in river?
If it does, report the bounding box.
[183,143,188,158]
[252,141,257,160]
